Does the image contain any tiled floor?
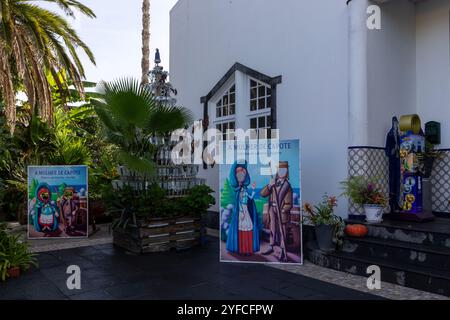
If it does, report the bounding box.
[0,237,380,300]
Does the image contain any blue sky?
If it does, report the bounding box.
[42,0,178,82]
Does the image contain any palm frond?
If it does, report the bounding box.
[0,0,96,132]
[147,104,194,134]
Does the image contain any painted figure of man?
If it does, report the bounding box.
[385,116,401,213]
[59,187,79,233]
[260,161,293,262]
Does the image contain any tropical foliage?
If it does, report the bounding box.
[107,184,215,230]
[0,0,96,132]
[92,78,193,176]
[0,223,38,281]
[0,101,116,220]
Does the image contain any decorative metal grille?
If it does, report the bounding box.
[431,150,450,214]
[347,147,389,215]
[347,147,450,216]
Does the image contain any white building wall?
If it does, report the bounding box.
[170,0,350,216]
[366,0,417,147]
[416,0,450,148]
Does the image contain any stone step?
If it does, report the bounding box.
[343,236,450,272]
[306,242,450,297]
[345,217,450,249]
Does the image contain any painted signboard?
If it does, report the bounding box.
[219,139,302,264]
[28,165,88,239]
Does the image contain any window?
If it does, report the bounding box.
[216,121,235,140]
[249,78,272,138]
[214,83,235,140]
[249,115,271,129]
[216,85,235,119]
[250,79,271,111]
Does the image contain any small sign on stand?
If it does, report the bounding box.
[28,165,89,239]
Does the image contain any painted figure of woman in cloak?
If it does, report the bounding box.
[385,116,401,213]
[226,161,260,255]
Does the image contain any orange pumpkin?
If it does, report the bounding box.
[345,224,368,238]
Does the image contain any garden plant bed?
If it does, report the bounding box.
[113,216,203,254]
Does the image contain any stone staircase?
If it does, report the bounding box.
[306,217,450,296]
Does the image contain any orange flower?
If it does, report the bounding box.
[328,196,337,208]
[303,203,314,215]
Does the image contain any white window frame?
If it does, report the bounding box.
[214,83,236,122]
[248,77,272,115]
[246,77,272,135]
[211,80,236,141]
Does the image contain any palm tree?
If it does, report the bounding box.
[141,0,150,85]
[0,0,96,133]
[92,78,193,175]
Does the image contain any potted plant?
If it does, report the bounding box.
[106,184,215,253]
[182,185,216,218]
[303,194,344,252]
[341,176,388,223]
[0,226,38,281]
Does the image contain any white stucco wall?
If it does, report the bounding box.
[170,0,350,216]
[367,0,417,147]
[416,0,450,148]
[366,0,450,148]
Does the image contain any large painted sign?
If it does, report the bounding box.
[219,140,302,264]
[28,165,88,239]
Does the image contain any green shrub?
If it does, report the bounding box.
[0,229,38,281]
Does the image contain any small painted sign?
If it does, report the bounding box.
[28,165,88,239]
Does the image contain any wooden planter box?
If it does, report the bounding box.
[113,216,203,254]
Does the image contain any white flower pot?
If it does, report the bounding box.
[364,204,384,223]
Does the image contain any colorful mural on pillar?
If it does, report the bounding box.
[219,140,302,265]
[399,115,425,214]
[28,166,89,239]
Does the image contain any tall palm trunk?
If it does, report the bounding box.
[141,0,150,86]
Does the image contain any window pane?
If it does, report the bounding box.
[266,116,272,127]
[216,124,221,131]
[258,85,266,97]
[250,99,257,111]
[229,104,235,115]
[230,93,235,104]
[250,80,257,88]
[216,107,221,118]
[258,98,266,109]
[223,106,228,116]
[250,87,257,100]
[259,116,266,128]
[229,122,235,130]
[250,118,257,129]
[223,95,228,106]
[266,97,272,109]
[267,87,272,97]
[230,85,235,93]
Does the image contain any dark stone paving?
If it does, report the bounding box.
[0,237,382,300]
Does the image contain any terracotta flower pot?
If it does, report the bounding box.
[7,266,21,278]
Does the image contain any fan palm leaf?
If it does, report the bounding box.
[93,78,193,175]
